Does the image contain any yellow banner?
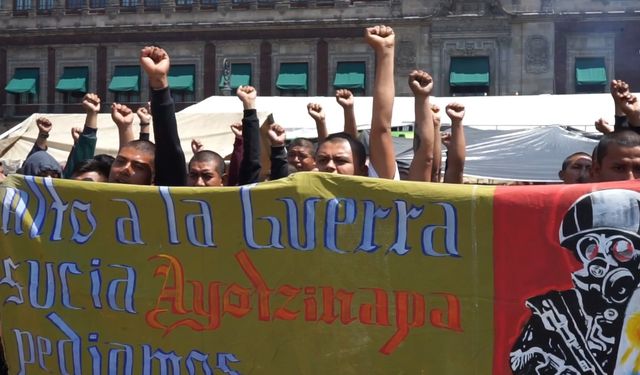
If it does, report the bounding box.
[0,173,495,374]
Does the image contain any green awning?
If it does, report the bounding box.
[219,63,251,89]
[576,58,607,86]
[108,66,140,92]
[449,57,490,87]
[5,68,39,95]
[56,67,88,93]
[276,63,308,90]
[333,61,365,89]
[169,65,195,92]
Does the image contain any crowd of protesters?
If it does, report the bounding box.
[1,25,639,187]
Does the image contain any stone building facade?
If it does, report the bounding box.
[1,0,639,118]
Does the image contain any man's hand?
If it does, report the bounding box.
[71,127,82,144]
[441,132,451,148]
[594,118,613,134]
[307,103,325,122]
[267,123,286,147]
[140,46,170,90]
[230,122,243,139]
[335,89,354,109]
[36,117,52,134]
[365,25,395,52]
[446,102,465,124]
[111,103,134,128]
[408,70,433,98]
[136,103,152,125]
[191,139,203,154]
[236,85,256,110]
[82,93,101,114]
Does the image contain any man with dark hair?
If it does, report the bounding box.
[71,158,111,182]
[187,150,226,187]
[287,138,316,172]
[558,152,592,184]
[315,132,368,176]
[591,130,640,182]
[108,139,155,185]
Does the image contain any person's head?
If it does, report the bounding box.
[560,189,640,305]
[287,138,316,172]
[71,159,111,182]
[93,154,115,168]
[591,130,640,182]
[559,152,592,184]
[315,132,367,176]
[21,151,62,178]
[108,140,155,185]
[187,150,225,187]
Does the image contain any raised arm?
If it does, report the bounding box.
[26,117,53,159]
[136,102,152,141]
[267,123,289,180]
[407,70,435,182]
[336,89,357,138]
[226,122,243,186]
[365,25,397,179]
[111,103,135,150]
[431,104,443,182]
[307,103,328,142]
[443,102,466,184]
[140,45,186,186]
[63,93,100,178]
[237,85,261,185]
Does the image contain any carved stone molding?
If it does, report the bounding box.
[525,35,549,74]
[396,41,416,69]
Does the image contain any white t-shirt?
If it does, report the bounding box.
[367,161,400,181]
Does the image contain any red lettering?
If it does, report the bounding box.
[236,250,271,321]
[430,292,463,332]
[274,285,301,320]
[223,283,251,318]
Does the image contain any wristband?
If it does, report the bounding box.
[139,123,150,127]
[38,133,49,139]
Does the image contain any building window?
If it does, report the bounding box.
[575,57,607,94]
[56,67,89,101]
[89,0,106,7]
[120,0,137,8]
[256,0,274,8]
[276,62,308,96]
[14,0,32,11]
[63,91,85,105]
[5,67,39,100]
[219,63,251,92]
[333,61,365,95]
[176,0,192,6]
[449,56,490,96]
[200,0,217,7]
[168,64,196,106]
[66,0,83,10]
[114,92,140,104]
[109,65,140,104]
[37,0,53,10]
[231,0,249,9]
[144,0,160,8]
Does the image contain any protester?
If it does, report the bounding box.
[591,130,640,182]
[70,158,111,182]
[407,69,435,182]
[442,102,466,184]
[315,25,398,179]
[558,152,592,184]
[141,45,187,186]
[63,93,100,178]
